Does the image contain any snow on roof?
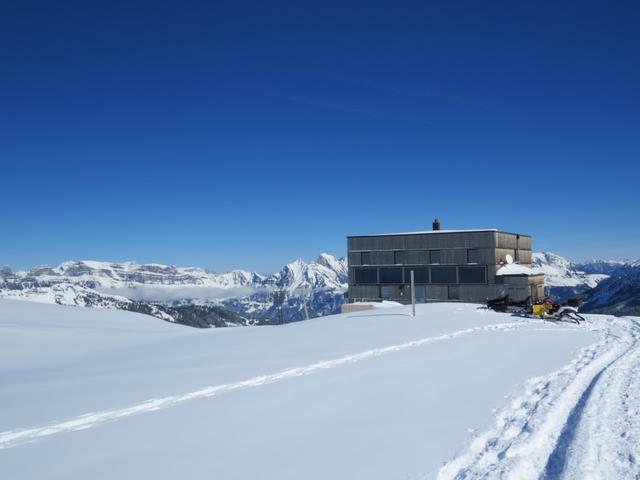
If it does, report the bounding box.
[349,229,498,237]
[496,264,543,276]
[349,300,403,309]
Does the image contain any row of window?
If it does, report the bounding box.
[360,249,480,265]
[380,285,460,300]
[353,266,487,285]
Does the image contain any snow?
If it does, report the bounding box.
[370,300,403,308]
[496,263,542,276]
[0,284,132,306]
[438,315,640,479]
[348,300,403,309]
[352,228,500,237]
[5,299,638,479]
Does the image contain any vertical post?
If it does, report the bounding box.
[302,289,310,321]
[410,270,416,317]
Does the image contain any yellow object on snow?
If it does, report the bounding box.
[532,303,554,317]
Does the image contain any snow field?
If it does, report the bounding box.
[0,319,529,450]
[3,299,634,479]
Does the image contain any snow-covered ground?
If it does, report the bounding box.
[0,299,638,479]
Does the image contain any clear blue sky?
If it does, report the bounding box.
[2,1,639,273]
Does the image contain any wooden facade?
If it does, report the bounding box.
[347,229,544,304]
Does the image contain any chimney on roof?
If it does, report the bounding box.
[432,218,441,231]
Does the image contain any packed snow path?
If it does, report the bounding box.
[547,318,640,480]
[439,316,640,480]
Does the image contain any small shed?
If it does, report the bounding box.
[495,264,545,302]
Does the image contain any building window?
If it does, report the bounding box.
[404,267,428,284]
[448,285,460,300]
[459,266,486,284]
[379,267,403,284]
[381,286,394,299]
[361,252,371,265]
[406,250,430,264]
[414,285,427,300]
[355,267,377,284]
[430,250,441,264]
[430,266,457,284]
[467,249,479,264]
[394,251,406,265]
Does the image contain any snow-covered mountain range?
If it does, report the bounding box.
[0,254,348,327]
[531,253,640,315]
[531,252,609,300]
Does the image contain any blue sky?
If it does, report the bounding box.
[2,1,639,273]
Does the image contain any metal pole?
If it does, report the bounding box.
[410,270,416,317]
[303,297,309,321]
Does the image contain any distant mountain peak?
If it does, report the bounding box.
[532,252,608,288]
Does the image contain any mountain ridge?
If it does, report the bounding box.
[0,254,348,327]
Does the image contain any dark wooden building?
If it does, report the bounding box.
[347,222,544,304]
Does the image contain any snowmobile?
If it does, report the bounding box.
[486,295,530,314]
[530,298,585,323]
[486,296,585,323]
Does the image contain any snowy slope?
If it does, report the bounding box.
[0,281,250,328]
[5,299,640,479]
[438,314,640,479]
[581,269,640,316]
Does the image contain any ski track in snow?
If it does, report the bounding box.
[0,320,529,450]
[551,318,640,480]
[438,316,640,480]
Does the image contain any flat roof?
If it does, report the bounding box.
[347,229,531,238]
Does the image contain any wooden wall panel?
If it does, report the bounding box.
[405,250,430,264]
[476,248,496,265]
[425,285,448,300]
[370,251,394,265]
[348,285,379,300]
[440,249,468,264]
[517,250,532,264]
[348,252,361,266]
